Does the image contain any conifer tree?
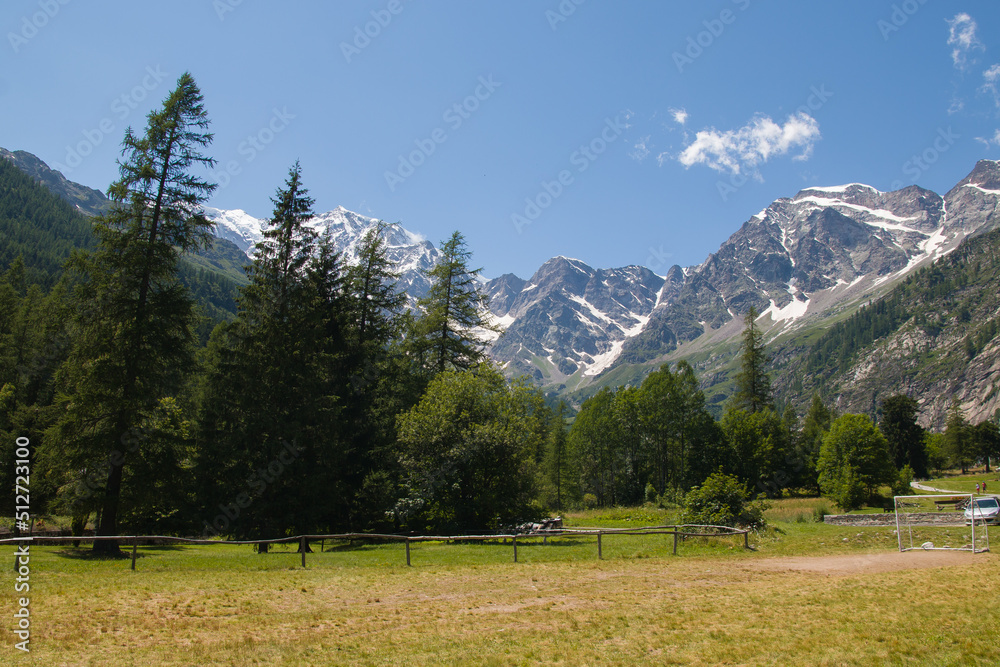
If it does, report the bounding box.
[198,163,353,547]
[879,394,927,478]
[944,399,973,473]
[732,306,773,414]
[413,231,500,374]
[51,73,215,554]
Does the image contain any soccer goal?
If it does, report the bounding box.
[894,495,990,553]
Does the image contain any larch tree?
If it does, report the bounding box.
[51,73,215,554]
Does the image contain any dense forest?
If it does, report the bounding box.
[3,74,1000,551]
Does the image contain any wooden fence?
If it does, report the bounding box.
[0,524,752,571]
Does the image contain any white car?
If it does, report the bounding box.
[965,496,1000,524]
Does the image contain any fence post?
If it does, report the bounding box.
[405,538,411,567]
[513,535,518,563]
[131,539,137,571]
[597,532,602,560]
[744,530,749,550]
[673,531,678,555]
[300,537,307,568]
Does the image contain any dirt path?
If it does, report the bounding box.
[746,550,987,574]
[911,480,966,494]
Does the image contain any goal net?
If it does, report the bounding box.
[894,494,990,553]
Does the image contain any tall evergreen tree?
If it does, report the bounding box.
[944,399,973,473]
[879,394,928,478]
[198,164,352,547]
[50,73,215,553]
[731,306,773,414]
[796,392,833,492]
[413,231,500,374]
[348,221,406,349]
[637,361,717,497]
[973,419,1000,473]
[542,401,575,511]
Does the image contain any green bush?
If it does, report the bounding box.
[892,465,915,497]
[680,471,769,531]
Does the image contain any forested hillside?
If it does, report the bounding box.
[0,151,247,332]
[0,157,96,286]
[772,225,1000,427]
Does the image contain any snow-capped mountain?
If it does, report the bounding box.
[201,205,442,304]
[8,145,1000,400]
[617,160,1000,371]
[486,160,1000,387]
[484,258,667,383]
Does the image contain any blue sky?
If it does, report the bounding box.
[3,1,1000,280]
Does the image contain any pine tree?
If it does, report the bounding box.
[879,394,927,478]
[796,393,832,492]
[413,231,500,374]
[543,401,573,512]
[944,399,973,473]
[732,306,773,414]
[51,73,215,554]
[198,164,352,547]
[348,221,406,349]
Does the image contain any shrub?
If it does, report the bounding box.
[892,464,915,497]
[680,471,770,531]
[644,482,658,504]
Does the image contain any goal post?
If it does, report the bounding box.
[893,494,990,553]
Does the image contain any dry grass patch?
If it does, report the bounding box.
[3,537,999,665]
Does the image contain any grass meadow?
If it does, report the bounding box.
[2,498,999,665]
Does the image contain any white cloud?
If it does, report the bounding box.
[981,64,1000,108]
[947,13,983,69]
[975,129,1000,148]
[629,135,651,161]
[669,107,688,125]
[676,112,821,175]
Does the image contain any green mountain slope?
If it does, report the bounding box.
[0,152,247,326]
[0,155,95,286]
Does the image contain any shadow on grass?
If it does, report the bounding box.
[52,548,135,561]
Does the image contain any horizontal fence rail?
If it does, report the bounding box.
[0,525,752,571]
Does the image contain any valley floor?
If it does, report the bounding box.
[2,512,998,666]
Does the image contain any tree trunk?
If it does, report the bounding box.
[93,461,124,555]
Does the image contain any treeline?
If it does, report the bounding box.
[804,225,1000,380]
[4,74,1000,550]
[0,73,558,548]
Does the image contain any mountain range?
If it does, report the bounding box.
[4,146,1000,427]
